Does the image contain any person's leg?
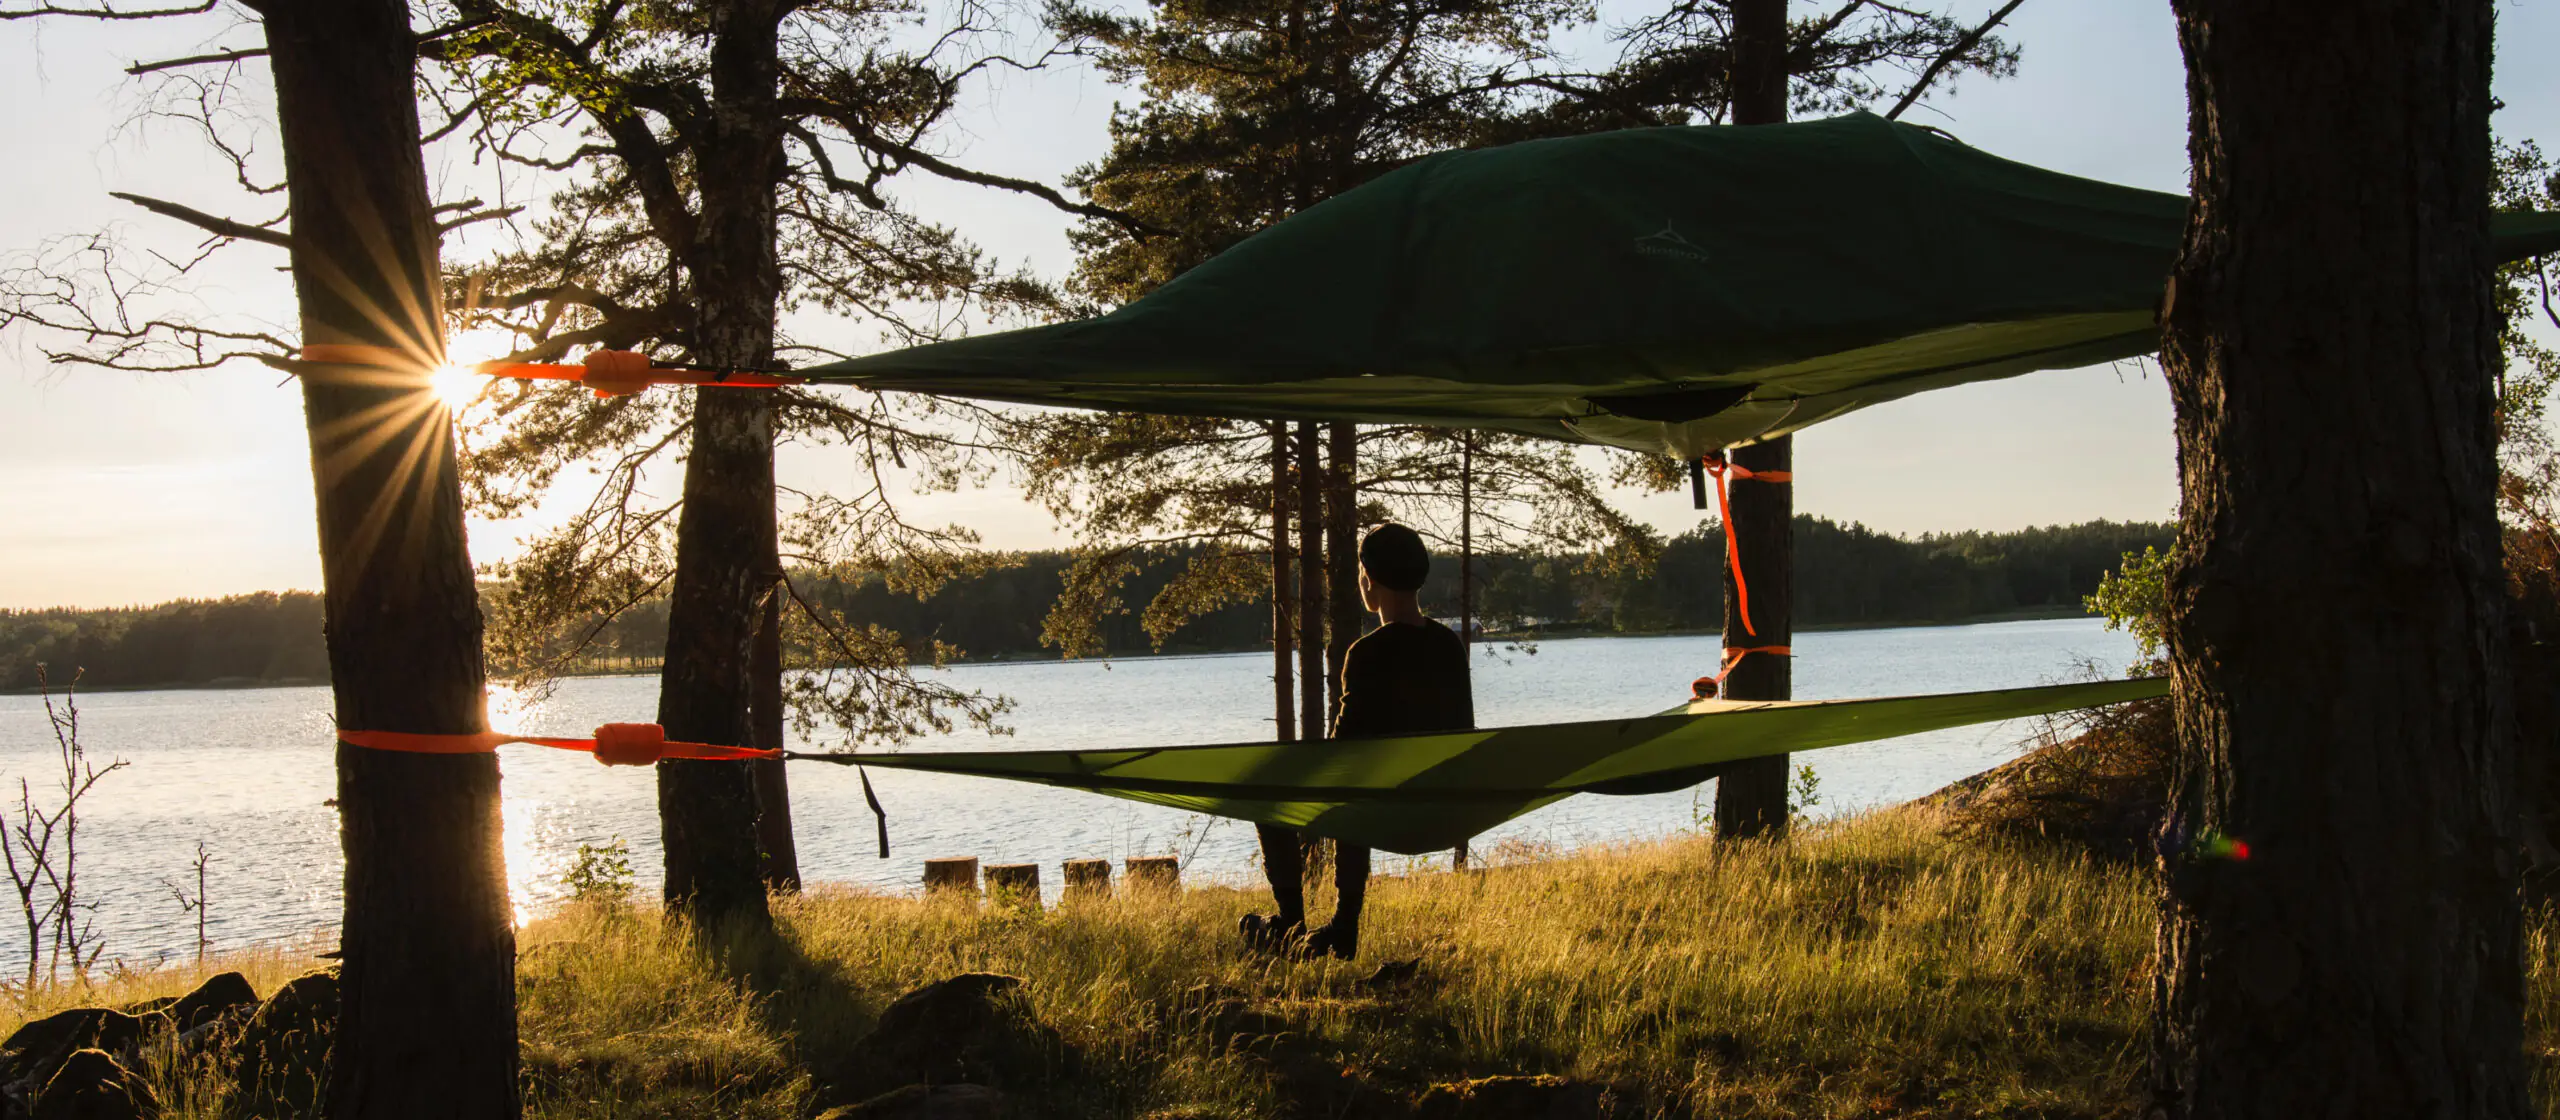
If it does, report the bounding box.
[1241,824,1307,949]
[1307,844,1369,960]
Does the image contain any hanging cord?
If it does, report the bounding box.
[858,766,890,859]
[338,724,779,765]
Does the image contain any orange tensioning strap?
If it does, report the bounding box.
[1690,645,1793,700]
[476,349,806,399]
[1700,453,1793,637]
[339,724,780,766]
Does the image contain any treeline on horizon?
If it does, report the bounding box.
[1,517,2168,691]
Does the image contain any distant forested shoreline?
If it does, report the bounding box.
[3,517,2168,693]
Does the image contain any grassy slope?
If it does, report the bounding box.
[14,810,2558,1118]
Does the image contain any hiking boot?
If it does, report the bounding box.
[1298,920,1359,961]
[1238,912,1303,953]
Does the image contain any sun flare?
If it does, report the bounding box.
[428,363,487,410]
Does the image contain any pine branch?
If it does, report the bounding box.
[108,192,292,248]
[1883,0,2027,120]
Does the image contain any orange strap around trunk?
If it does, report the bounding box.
[476,349,806,399]
[1690,645,1793,700]
[1700,453,1793,637]
[339,724,779,766]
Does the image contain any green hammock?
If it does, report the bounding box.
[795,676,2167,854]
[803,113,2560,458]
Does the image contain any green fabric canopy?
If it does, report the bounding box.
[799,676,2167,853]
[805,112,2560,457]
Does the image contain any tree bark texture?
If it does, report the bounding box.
[1712,0,1792,841]
[256,0,519,1115]
[1272,424,1297,742]
[654,0,788,932]
[1296,422,1326,737]
[1325,422,1361,714]
[1713,437,1793,841]
[2149,1,2525,1115]
[751,592,799,892]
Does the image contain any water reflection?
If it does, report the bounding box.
[488,681,557,925]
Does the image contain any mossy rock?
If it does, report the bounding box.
[224,970,336,1120]
[31,1048,156,1120]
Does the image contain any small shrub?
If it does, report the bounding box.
[563,838,636,904]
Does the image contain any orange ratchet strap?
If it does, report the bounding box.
[1690,645,1793,700]
[1699,452,1793,637]
[477,349,806,399]
[339,724,780,766]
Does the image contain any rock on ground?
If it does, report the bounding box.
[167,973,258,1034]
[30,1048,156,1120]
[841,973,1067,1091]
[2,1009,151,1118]
[225,969,337,1120]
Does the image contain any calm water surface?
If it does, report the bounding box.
[0,619,2131,971]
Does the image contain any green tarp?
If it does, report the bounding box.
[799,676,2168,853]
[805,112,2560,457]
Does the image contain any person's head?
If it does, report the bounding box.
[1357,523,1430,612]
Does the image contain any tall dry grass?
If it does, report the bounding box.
[13,810,2560,1117]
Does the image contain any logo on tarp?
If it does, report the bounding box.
[1634,222,1712,263]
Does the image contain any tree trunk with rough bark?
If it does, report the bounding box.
[256,0,518,1115]
[751,592,799,892]
[1325,422,1361,712]
[1713,0,1793,841]
[1272,424,1296,742]
[1296,422,1326,738]
[2148,1,2526,1115]
[655,0,787,933]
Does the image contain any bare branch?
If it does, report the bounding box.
[0,0,213,19]
[437,206,523,234]
[110,191,291,248]
[125,47,266,76]
[787,102,1169,238]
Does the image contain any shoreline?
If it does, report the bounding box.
[4,607,2099,696]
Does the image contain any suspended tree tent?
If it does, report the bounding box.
[489,114,2557,854]
[798,111,2560,457]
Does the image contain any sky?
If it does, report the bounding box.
[2,1,2557,610]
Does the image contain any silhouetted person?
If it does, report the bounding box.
[1241,523,1474,959]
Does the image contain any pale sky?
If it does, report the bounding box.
[3,2,2557,609]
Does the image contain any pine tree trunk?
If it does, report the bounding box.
[2148,1,2526,1114]
[1325,422,1361,712]
[1272,423,1297,742]
[259,0,518,1114]
[654,0,787,932]
[751,592,799,892]
[1296,423,1326,737]
[1712,0,1793,841]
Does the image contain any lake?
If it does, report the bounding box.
[0,618,2133,972]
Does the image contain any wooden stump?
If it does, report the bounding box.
[1124,856,1179,896]
[984,863,1041,909]
[1062,859,1112,903]
[923,857,979,897]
